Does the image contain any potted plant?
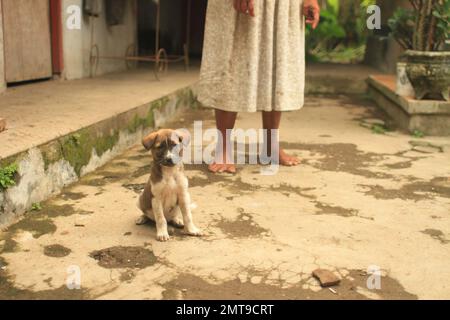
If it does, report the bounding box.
[389,0,449,101]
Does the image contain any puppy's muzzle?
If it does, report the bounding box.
[161,151,181,167]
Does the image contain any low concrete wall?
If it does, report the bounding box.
[0,86,198,228]
[367,76,450,136]
[0,1,6,93]
[62,0,137,80]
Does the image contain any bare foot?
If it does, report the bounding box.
[208,149,236,174]
[208,162,236,174]
[279,149,300,166]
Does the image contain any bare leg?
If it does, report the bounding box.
[261,111,300,166]
[208,109,238,173]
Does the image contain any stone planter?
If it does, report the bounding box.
[396,62,415,98]
[404,50,450,101]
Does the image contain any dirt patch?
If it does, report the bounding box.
[272,184,316,199]
[359,177,450,201]
[5,217,56,240]
[43,244,72,258]
[61,191,87,201]
[315,203,358,218]
[0,256,87,299]
[214,208,269,239]
[187,165,316,200]
[113,161,131,167]
[90,246,157,269]
[82,170,130,187]
[0,203,92,253]
[120,270,136,282]
[128,154,149,161]
[384,161,414,169]
[122,183,146,194]
[281,142,393,180]
[163,270,417,300]
[421,229,449,244]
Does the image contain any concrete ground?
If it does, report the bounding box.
[1,94,450,300]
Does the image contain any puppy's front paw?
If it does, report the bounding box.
[184,224,203,237]
[156,231,170,242]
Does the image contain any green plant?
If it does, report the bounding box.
[0,163,18,190]
[31,203,43,211]
[306,0,376,63]
[412,130,425,138]
[306,6,346,53]
[371,124,387,134]
[389,0,449,51]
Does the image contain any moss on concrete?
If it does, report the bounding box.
[127,109,155,134]
[176,88,197,109]
[41,141,64,171]
[152,96,170,111]
[59,129,120,177]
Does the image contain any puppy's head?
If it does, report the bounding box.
[142,129,190,167]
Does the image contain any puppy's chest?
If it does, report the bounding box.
[152,172,186,210]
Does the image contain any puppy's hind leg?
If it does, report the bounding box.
[136,196,154,225]
[135,215,150,225]
[135,209,155,226]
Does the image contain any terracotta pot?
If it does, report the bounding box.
[404,50,450,101]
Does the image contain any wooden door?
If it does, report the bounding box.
[2,0,52,83]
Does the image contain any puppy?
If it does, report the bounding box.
[136,129,202,241]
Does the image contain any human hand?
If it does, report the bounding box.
[303,0,320,29]
[233,0,255,17]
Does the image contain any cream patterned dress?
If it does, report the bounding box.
[198,0,306,113]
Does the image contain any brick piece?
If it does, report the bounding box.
[312,269,341,287]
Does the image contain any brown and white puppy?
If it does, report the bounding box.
[136,129,202,242]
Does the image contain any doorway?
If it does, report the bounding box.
[2,0,62,84]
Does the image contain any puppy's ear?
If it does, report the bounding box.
[142,131,158,150]
[175,129,191,146]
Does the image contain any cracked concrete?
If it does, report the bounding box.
[0,94,449,300]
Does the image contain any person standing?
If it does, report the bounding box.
[198,0,321,173]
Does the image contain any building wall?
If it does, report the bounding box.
[62,0,137,80]
[0,1,6,93]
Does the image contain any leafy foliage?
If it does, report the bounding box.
[388,9,416,50]
[306,0,376,63]
[389,0,449,51]
[31,203,43,211]
[0,163,18,190]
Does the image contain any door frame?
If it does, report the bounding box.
[50,0,63,74]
